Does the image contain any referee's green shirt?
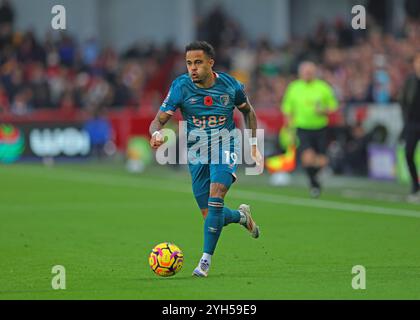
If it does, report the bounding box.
[282,79,338,130]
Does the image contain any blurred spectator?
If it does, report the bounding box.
[47,64,68,107]
[59,89,77,114]
[344,122,369,175]
[405,0,420,20]
[84,108,112,159]
[112,74,134,107]
[399,52,420,201]
[198,5,227,52]
[82,38,99,67]
[372,54,391,104]
[0,83,9,113]
[0,0,13,25]
[3,63,24,101]
[17,31,45,63]
[0,3,419,117]
[10,87,32,115]
[0,0,14,50]
[28,62,51,108]
[58,34,76,67]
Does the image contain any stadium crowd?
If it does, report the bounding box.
[0,2,419,118]
[200,6,420,109]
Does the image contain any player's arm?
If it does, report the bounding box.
[150,79,182,149]
[237,99,263,166]
[237,98,257,138]
[149,111,172,149]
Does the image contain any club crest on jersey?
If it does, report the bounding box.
[204,96,213,106]
[220,95,230,106]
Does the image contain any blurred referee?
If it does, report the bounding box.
[282,61,338,197]
[399,52,420,203]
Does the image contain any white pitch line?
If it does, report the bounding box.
[342,189,405,203]
[230,190,420,219]
[5,167,420,219]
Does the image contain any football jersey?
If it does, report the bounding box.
[282,79,338,130]
[160,72,247,162]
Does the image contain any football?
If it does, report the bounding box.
[149,242,184,277]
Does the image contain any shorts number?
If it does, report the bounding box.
[224,151,238,165]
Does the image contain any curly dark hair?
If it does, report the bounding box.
[185,41,215,59]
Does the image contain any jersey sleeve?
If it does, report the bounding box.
[160,81,183,115]
[233,80,248,106]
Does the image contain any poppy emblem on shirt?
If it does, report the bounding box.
[204,96,213,106]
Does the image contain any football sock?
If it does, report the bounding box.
[222,207,241,226]
[411,183,419,194]
[306,166,320,188]
[204,197,225,255]
[200,253,212,266]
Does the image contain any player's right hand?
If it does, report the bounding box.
[150,131,164,149]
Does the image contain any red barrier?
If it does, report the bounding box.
[1,106,343,151]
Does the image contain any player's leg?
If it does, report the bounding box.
[313,127,329,169]
[405,130,420,202]
[299,128,328,197]
[219,139,246,226]
[193,166,234,277]
[193,180,228,277]
[298,129,320,195]
[209,160,259,231]
[204,181,229,255]
[312,127,329,197]
[193,167,259,277]
[190,163,243,277]
[190,163,211,216]
[190,162,236,225]
[196,194,241,226]
[211,168,259,235]
[223,206,241,226]
[200,207,242,226]
[192,176,241,226]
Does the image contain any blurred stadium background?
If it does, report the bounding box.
[1,0,419,184]
[1,0,420,299]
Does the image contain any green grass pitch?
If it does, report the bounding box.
[1,162,420,299]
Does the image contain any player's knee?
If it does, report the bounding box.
[301,149,315,167]
[317,155,329,167]
[209,183,228,199]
